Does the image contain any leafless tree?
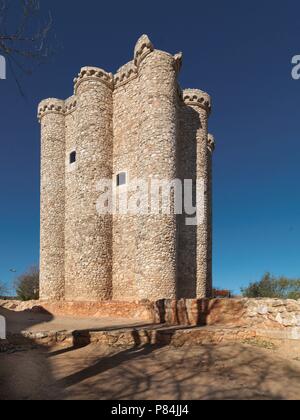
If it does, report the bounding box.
[0,0,55,94]
[14,265,39,301]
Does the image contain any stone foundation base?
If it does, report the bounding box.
[0,299,157,322]
[7,326,300,351]
[2,297,300,345]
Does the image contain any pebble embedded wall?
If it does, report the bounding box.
[135,47,178,300]
[183,90,212,298]
[177,99,198,298]
[64,96,78,301]
[69,68,114,301]
[39,99,65,300]
[112,62,140,300]
[38,35,215,302]
[207,134,215,295]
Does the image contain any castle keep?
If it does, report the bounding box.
[38,35,215,302]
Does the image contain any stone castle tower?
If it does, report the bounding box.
[38,35,215,302]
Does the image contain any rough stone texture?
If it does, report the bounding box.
[64,97,78,300]
[177,92,212,298]
[4,326,258,349]
[0,299,156,322]
[5,297,300,331]
[38,35,214,302]
[39,99,65,300]
[112,62,139,300]
[159,298,300,340]
[4,298,300,348]
[207,134,215,295]
[135,50,178,300]
[67,67,113,301]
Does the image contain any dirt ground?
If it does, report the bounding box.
[0,306,147,333]
[2,303,300,400]
[1,342,300,400]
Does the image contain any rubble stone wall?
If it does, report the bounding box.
[38,35,214,302]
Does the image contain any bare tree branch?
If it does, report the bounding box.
[0,0,57,95]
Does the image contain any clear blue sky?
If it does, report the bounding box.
[1,0,300,295]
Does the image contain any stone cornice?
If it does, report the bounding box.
[65,96,77,115]
[38,99,65,122]
[114,62,138,89]
[182,89,212,114]
[38,39,212,121]
[74,67,114,93]
[38,97,78,122]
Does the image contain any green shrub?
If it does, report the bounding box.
[241,273,300,299]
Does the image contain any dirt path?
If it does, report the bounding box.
[1,342,300,400]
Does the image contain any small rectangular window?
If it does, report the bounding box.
[70,151,76,164]
[117,172,126,187]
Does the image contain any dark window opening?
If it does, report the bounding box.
[70,151,76,164]
[117,172,126,187]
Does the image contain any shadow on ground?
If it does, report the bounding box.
[2,306,300,400]
[3,335,300,399]
[46,341,300,400]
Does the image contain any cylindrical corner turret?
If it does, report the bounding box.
[38,37,215,303]
[182,89,212,298]
[38,98,65,300]
[65,67,113,301]
[136,46,179,300]
[207,133,215,298]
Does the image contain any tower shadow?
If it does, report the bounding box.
[177,104,201,298]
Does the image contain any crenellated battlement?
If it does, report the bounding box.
[38,97,78,122]
[38,98,65,122]
[114,61,138,89]
[64,96,77,115]
[134,34,154,67]
[38,35,212,117]
[182,89,212,114]
[73,66,114,93]
[38,34,215,303]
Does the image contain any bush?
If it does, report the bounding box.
[14,266,39,301]
[241,273,300,299]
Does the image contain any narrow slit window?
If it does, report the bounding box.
[70,151,76,164]
[117,172,126,187]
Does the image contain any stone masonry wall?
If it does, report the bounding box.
[207,134,215,295]
[38,35,214,302]
[135,47,178,300]
[112,62,139,300]
[183,90,212,298]
[177,92,212,298]
[4,298,300,344]
[69,68,114,301]
[64,96,78,299]
[159,298,300,339]
[39,99,65,300]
